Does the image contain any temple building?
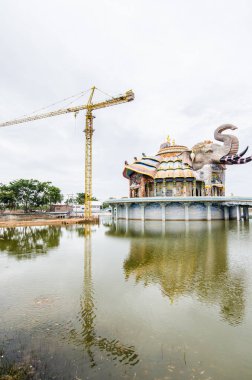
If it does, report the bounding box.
[123,137,225,198]
[108,125,252,221]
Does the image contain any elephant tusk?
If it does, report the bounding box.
[233,146,249,160]
[220,154,252,165]
[220,146,249,163]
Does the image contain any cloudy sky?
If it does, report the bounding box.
[0,0,252,200]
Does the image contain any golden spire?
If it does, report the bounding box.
[167,135,171,144]
[172,138,175,146]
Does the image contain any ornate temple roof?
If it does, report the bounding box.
[123,140,195,180]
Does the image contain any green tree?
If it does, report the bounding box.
[0,179,63,212]
[75,192,98,204]
[0,184,16,209]
[42,184,63,207]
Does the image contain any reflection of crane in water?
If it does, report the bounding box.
[68,225,139,368]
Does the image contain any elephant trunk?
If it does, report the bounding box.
[214,124,239,155]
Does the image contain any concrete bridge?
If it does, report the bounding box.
[108,196,252,221]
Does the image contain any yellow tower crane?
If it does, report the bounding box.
[0,87,134,218]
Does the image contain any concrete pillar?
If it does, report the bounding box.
[184,203,189,221]
[125,204,129,221]
[236,205,241,221]
[207,203,212,221]
[224,206,229,221]
[247,207,250,220]
[111,206,115,219]
[140,203,145,221]
[161,203,166,222]
[115,205,118,220]
[162,179,166,197]
[244,206,249,221]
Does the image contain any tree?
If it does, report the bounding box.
[0,179,63,212]
[42,185,63,206]
[75,193,98,204]
[0,184,16,210]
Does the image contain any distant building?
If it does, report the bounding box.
[71,201,102,216]
[50,204,73,213]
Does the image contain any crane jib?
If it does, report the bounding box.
[0,90,134,128]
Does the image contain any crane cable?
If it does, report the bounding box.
[0,88,91,123]
[95,87,115,100]
[0,87,119,125]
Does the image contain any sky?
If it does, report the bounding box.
[0,0,252,200]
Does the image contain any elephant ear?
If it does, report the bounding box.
[214,124,239,155]
[177,151,193,166]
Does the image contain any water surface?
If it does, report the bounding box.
[0,220,251,379]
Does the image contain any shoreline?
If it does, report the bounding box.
[0,218,99,228]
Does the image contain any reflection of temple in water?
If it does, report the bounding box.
[66,225,139,368]
[108,220,246,326]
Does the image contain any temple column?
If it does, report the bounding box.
[224,206,229,221]
[205,185,210,196]
[184,203,189,221]
[162,179,166,197]
[183,180,187,197]
[161,203,166,222]
[172,180,176,196]
[207,203,212,221]
[154,180,157,197]
[115,205,118,220]
[140,203,145,221]
[140,177,145,198]
[236,205,241,221]
[193,180,196,196]
[201,182,205,196]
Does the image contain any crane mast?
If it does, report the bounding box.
[0,87,134,218]
[85,111,94,218]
